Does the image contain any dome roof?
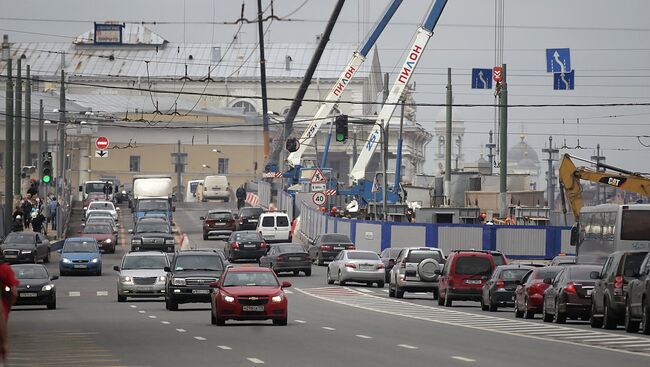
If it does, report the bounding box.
[507,136,539,164]
[435,107,464,123]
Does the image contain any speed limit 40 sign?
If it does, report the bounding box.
[312,192,327,206]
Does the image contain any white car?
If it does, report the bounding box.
[85,201,119,222]
[327,250,385,288]
[256,212,291,243]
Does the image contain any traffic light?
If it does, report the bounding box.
[285,137,300,153]
[41,152,52,183]
[335,115,348,142]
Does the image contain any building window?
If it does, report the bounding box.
[218,158,229,174]
[129,156,141,172]
[232,100,256,114]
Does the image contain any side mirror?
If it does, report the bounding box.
[164,266,171,273]
[209,281,220,288]
[50,275,59,281]
[113,265,120,272]
[434,269,442,275]
[281,281,292,288]
[200,216,205,221]
[128,229,133,234]
[590,271,600,280]
[570,224,579,246]
[543,278,553,285]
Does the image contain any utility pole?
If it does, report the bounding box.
[383,73,389,104]
[4,56,14,235]
[256,0,270,160]
[542,136,559,210]
[444,67,452,206]
[57,69,66,239]
[25,65,31,166]
[14,57,22,195]
[498,64,508,218]
[591,144,606,204]
[486,130,496,175]
[394,99,405,200]
[381,121,388,220]
[176,140,182,202]
[37,99,44,195]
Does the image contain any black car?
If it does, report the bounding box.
[542,264,601,323]
[625,253,650,334]
[308,233,355,266]
[130,218,175,252]
[481,264,534,311]
[236,207,264,231]
[201,210,236,240]
[165,250,225,311]
[224,231,267,262]
[591,250,648,329]
[550,255,577,266]
[379,247,405,283]
[12,264,58,309]
[259,243,311,276]
[1,232,51,264]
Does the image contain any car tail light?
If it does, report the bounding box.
[227,219,235,225]
[614,276,624,289]
[345,263,357,269]
[496,279,505,288]
[277,256,285,262]
[528,280,545,295]
[346,245,355,250]
[231,242,239,249]
[321,245,333,251]
[376,263,385,270]
[565,282,577,294]
[260,243,268,248]
[206,219,215,225]
[400,258,406,269]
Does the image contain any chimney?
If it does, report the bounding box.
[212,47,222,62]
[285,55,292,71]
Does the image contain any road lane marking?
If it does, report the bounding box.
[69,291,80,297]
[161,321,171,325]
[321,327,335,331]
[148,315,157,319]
[247,358,264,364]
[218,346,232,350]
[97,291,108,296]
[356,288,373,293]
[294,320,307,324]
[284,290,294,294]
[138,310,146,314]
[398,344,418,350]
[176,329,186,333]
[356,334,372,339]
[194,336,207,341]
[451,356,476,362]
[129,305,137,308]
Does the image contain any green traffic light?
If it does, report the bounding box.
[336,133,345,142]
[42,175,51,183]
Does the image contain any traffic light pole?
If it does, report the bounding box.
[4,58,14,235]
[25,65,31,167]
[14,58,22,196]
[37,99,43,181]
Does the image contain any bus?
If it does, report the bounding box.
[572,204,650,264]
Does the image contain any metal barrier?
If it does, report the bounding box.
[277,190,294,220]
[258,181,272,209]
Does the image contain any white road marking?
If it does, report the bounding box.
[138,310,146,314]
[68,291,80,297]
[451,356,476,362]
[357,288,373,293]
[294,320,307,324]
[148,315,157,319]
[194,336,207,341]
[398,344,418,350]
[161,321,171,325]
[356,334,372,339]
[176,328,186,333]
[218,346,232,350]
[284,290,294,294]
[600,340,650,345]
[129,305,137,308]
[381,289,389,293]
[63,332,99,335]
[96,291,108,296]
[321,327,335,331]
[247,358,264,364]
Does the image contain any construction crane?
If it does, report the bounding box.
[342,0,449,205]
[283,0,405,184]
[558,153,650,220]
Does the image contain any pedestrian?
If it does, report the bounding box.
[26,183,38,198]
[11,215,23,232]
[12,206,22,221]
[0,261,18,320]
[49,197,58,231]
[20,198,32,229]
[31,210,46,234]
[236,185,247,210]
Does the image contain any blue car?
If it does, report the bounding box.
[59,237,102,276]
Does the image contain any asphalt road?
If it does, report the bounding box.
[7,203,650,367]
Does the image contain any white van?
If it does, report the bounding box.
[257,212,292,243]
[185,179,203,203]
[201,175,230,202]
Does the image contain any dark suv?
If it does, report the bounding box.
[165,250,225,311]
[236,207,264,231]
[308,233,355,266]
[625,253,650,334]
[129,218,175,253]
[437,250,498,307]
[201,210,236,240]
[590,250,648,329]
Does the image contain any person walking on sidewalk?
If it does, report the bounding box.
[20,198,32,229]
[236,185,247,210]
[49,197,59,231]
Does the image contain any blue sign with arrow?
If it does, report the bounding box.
[546,48,571,73]
[553,70,575,90]
[471,68,492,89]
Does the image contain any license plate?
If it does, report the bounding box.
[249,219,258,223]
[465,279,482,284]
[74,264,87,269]
[289,257,303,261]
[4,255,17,259]
[215,223,225,226]
[359,265,374,270]
[20,293,37,298]
[192,289,210,294]
[334,247,344,250]
[244,245,256,249]
[243,305,264,312]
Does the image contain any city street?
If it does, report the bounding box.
[7,203,650,367]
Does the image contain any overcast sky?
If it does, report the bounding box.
[1,0,649,176]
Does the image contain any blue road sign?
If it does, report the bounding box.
[546,48,571,73]
[471,68,493,89]
[553,70,575,90]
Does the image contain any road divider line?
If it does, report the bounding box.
[194,336,206,341]
[218,346,232,350]
[138,310,146,314]
[356,334,372,339]
[356,288,373,293]
[398,344,418,350]
[69,291,80,297]
[451,356,476,362]
[284,290,294,294]
[321,327,335,331]
[129,305,137,308]
[247,358,264,364]
[176,329,186,333]
[294,320,307,324]
[161,321,171,325]
[96,291,108,296]
[148,315,157,319]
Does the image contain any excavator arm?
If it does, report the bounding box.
[558,154,650,219]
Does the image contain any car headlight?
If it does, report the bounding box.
[21,250,33,254]
[90,258,99,263]
[42,284,54,292]
[164,239,175,245]
[271,294,284,303]
[131,239,142,244]
[157,275,166,283]
[120,276,133,284]
[172,278,186,286]
[104,239,112,244]
[62,258,72,264]
[222,294,235,303]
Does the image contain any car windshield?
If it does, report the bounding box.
[4,233,34,244]
[241,208,263,217]
[89,202,114,211]
[320,234,351,244]
[83,225,112,234]
[136,223,169,233]
[138,200,169,211]
[277,245,305,254]
[85,182,108,193]
[234,233,262,242]
[499,269,530,280]
[569,266,602,280]
[624,252,648,277]
[174,255,223,271]
[12,266,48,279]
[407,250,443,263]
[63,241,98,253]
[347,252,380,260]
[123,255,168,270]
[535,267,562,280]
[455,257,492,276]
[208,212,231,220]
[223,272,278,287]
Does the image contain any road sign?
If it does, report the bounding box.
[310,168,326,184]
[471,68,492,89]
[311,183,326,192]
[95,150,109,158]
[493,66,503,82]
[95,136,110,150]
[553,70,575,90]
[312,192,327,206]
[546,48,571,73]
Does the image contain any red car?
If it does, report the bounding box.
[210,267,291,326]
[81,223,117,253]
[437,250,497,307]
[514,266,564,319]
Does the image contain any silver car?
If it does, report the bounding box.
[327,250,385,288]
[388,247,445,299]
[114,252,169,302]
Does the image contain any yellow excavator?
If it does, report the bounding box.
[558,153,650,222]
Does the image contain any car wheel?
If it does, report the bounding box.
[211,309,217,325]
[317,254,325,266]
[625,298,640,333]
[366,282,373,287]
[96,269,102,276]
[642,299,650,335]
[542,301,553,322]
[480,297,489,311]
[488,296,498,312]
[47,299,56,310]
[338,271,346,286]
[166,296,179,311]
[117,295,127,303]
[603,300,617,330]
[554,300,567,324]
[377,281,384,288]
[444,295,453,307]
[273,317,288,326]
[395,285,404,299]
[216,315,226,326]
[523,298,534,319]
[203,232,208,240]
[326,269,334,285]
[44,251,50,263]
[304,269,312,277]
[33,255,38,264]
[388,284,395,297]
[515,300,524,318]
[590,301,604,328]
